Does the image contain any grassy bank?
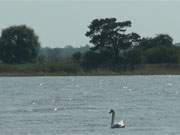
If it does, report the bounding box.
[0,63,180,76]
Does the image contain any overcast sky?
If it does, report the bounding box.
[0,0,179,48]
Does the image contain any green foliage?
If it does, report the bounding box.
[144,46,178,64]
[72,52,82,62]
[44,61,81,73]
[124,48,144,67]
[0,25,40,64]
[39,45,90,62]
[85,18,140,62]
[84,19,179,70]
[139,34,173,50]
[137,34,178,64]
[152,34,173,47]
[0,19,179,74]
[81,51,102,70]
[177,47,180,62]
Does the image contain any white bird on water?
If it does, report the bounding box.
[54,107,58,111]
[109,109,126,128]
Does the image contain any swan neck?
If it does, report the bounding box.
[111,112,115,127]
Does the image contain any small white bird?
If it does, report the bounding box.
[54,107,58,111]
[109,109,126,128]
[167,83,173,86]
[31,101,36,105]
[39,83,43,86]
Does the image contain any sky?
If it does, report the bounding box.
[0,0,180,48]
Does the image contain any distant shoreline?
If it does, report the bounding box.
[0,64,180,76]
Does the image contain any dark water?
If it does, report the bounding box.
[0,75,180,135]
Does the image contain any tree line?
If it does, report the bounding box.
[0,18,180,73]
[79,18,180,70]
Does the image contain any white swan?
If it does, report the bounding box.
[54,107,58,111]
[109,109,126,128]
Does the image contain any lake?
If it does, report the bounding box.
[0,75,180,135]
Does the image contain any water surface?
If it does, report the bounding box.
[0,75,180,135]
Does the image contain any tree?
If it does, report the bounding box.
[137,34,178,64]
[125,48,144,68]
[85,18,140,64]
[144,46,178,64]
[72,52,82,62]
[152,34,173,47]
[139,34,173,50]
[81,51,102,70]
[0,25,40,64]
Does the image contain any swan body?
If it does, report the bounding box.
[54,107,58,111]
[109,109,126,128]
